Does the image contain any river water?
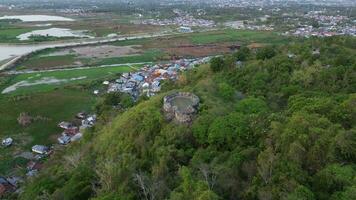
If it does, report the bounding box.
[0,43,71,61]
[0,15,74,22]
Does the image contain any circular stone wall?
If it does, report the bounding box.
[163,92,199,123]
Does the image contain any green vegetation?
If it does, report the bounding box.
[210,57,224,72]
[0,27,33,43]
[19,55,77,70]
[12,29,289,71]
[27,35,77,42]
[0,54,137,179]
[113,29,291,47]
[15,47,163,71]
[188,29,290,45]
[0,88,96,175]
[16,36,355,200]
[0,26,75,43]
[2,65,134,95]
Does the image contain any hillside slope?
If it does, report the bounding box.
[18,37,356,200]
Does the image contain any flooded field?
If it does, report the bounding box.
[2,76,87,94]
[17,28,93,40]
[0,15,74,22]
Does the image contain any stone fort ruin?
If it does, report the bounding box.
[163,92,200,124]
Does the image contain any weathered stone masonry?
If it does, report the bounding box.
[163,92,199,123]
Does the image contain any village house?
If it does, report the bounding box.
[104,57,212,99]
[31,145,49,155]
[179,26,193,33]
[27,161,43,172]
[58,121,73,129]
[1,137,13,147]
[0,177,15,196]
[58,134,71,145]
[81,114,96,129]
[63,126,79,136]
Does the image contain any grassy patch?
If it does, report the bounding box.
[0,88,96,174]
[111,29,290,47]
[2,65,134,95]
[19,55,77,70]
[0,27,33,43]
[188,29,289,45]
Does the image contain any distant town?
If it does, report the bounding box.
[0,0,355,198]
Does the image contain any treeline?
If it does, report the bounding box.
[16,36,355,200]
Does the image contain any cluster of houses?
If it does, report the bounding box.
[138,14,215,28]
[103,57,211,99]
[225,20,275,31]
[286,25,356,37]
[1,56,211,196]
[57,112,96,145]
[0,56,211,196]
[285,11,356,37]
[0,112,96,196]
[305,11,349,25]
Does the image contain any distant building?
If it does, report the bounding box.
[27,161,43,171]
[31,145,49,155]
[1,138,13,147]
[58,135,71,145]
[0,177,15,197]
[58,121,73,129]
[179,26,193,33]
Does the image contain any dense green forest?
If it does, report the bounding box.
[16,36,355,200]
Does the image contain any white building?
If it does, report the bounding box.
[179,26,193,33]
[32,145,49,154]
[2,138,13,147]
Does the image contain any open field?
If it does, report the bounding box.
[187,29,289,44]
[2,65,135,95]
[0,27,34,43]
[95,49,166,65]
[0,88,96,175]
[16,47,163,70]
[0,63,135,175]
[18,55,77,70]
[12,29,290,71]
[0,11,169,44]
[112,29,290,47]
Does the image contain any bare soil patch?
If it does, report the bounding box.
[164,44,232,57]
[72,45,142,59]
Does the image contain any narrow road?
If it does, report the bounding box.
[5,62,153,75]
